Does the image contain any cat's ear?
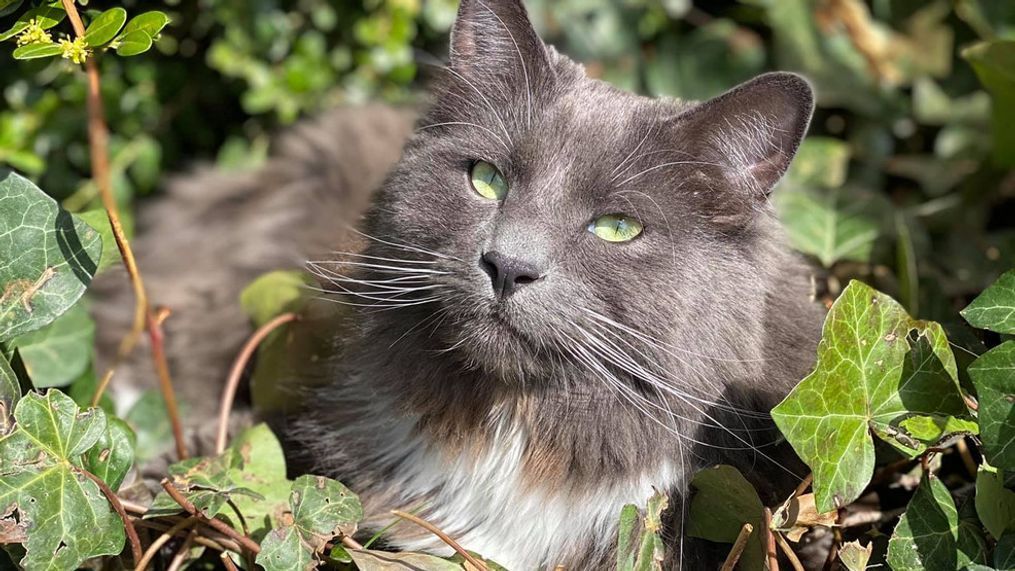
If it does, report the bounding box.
[450,0,550,78]
[673,72,814,197]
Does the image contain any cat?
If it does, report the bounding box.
[96,0,824,568]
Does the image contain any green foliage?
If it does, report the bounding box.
[0,172,101,341]
[240,269,312,327]
[0,390,126,570]
[887,475,985,570]
[616,490,668,571]
[962,270,1015,334]
[976,465,1015,540]
[686,465,764,570]
[772,280,973,512]
[5,301,94,388]
[968,342,1015,471]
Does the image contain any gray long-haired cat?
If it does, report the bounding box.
[97,0,824,567]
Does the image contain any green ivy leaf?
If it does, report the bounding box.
[0,353,20,434]
[226,424,292,539]
[888,476,979,571]
[122,11,170,37]
[123,390,172,463]
[256,475,363,571]
[114,30,152,57]
[347,549,463,570]
[617,490,669,571]
[961,269,1015,334]
[0,172,102,342]
[975,465,1015,540]
[774,185,889,268]
[0,5,65,42]
[997,533,1015,570]
[0,390,124,570]
[968,341,1015,470]
[240,270,313,327]
[838,540,873,571]
[686,465,764,571]
[67,369,113,416]
[6,302,94,388]
[146,451,261,519]
[772,281,972,512]
[11,43,62,60]
[83,7,126,47]
[83,416,135,491]
[963,41,1015,167]
[76,210,119,273]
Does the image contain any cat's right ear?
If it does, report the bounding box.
[450,0,551,80]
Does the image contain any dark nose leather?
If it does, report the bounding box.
[481,251,543,299]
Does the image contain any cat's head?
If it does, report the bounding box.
[349,0,814,385]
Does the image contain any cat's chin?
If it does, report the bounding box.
[444,307,564,383]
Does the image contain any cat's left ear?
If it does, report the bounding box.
[450,0,551,79]
[673,72,814,197]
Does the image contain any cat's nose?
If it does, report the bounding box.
[480,251,544,299]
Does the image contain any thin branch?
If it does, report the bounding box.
[220,552,240,571]
[131,518,236,553]
[774,532,805,571]
[58,0,188,461]
[720,523,754,571]
[391,510,487,571]
[134,516,197,571]
[166,527,198,571]
[160,479,261,555]
[215,312,299,454]
[75,467,142,564]
[340,533,364,550]
[148,309,188,459]
[791,474,813,501]
[120,498,149,515]
[763,507,779,571]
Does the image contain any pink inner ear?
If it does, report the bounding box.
[748,150,790,193]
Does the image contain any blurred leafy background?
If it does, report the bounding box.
[1,0,1013,333]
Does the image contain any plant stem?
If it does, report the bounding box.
[774,532,805,571]
[391,510,487,571]
[76,467,143,564]
[57,0,188,461]
[763,507,779,571]
[160,479,261,555]
[215,312,298,454]
[134,516,196,571]
[720,523,754,571]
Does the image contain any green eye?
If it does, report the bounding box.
[470,161,508,200]
[589,214,643,242]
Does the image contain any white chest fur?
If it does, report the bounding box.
[371,417,679,570]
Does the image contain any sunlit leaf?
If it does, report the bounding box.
[888,475,982,570]
[347,549,462,570]
[114,30,152,57]
[0,5,65,42]
[77,210,120,273]
[772,281,972,512]
[838,540,873,571]
[617,490,668,571]
[122,11,170,37]
[968,341,1015,471]
[0,172,102,342]
[227,424,291,539]
[240,270,312,327]
[0,353,19,434]
[0,390,124,570]
[975,465,1015,540]
[962,269,1015,334]
[11,43,62,60]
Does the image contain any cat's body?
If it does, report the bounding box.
[97,0,824,568]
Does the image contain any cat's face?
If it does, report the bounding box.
[352,0,813,383]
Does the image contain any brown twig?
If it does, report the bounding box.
[774,532,805,571]
[791,474,813,500]
[120,498,149,515]
[391,510,487,571]
[720,523,754,571]
[220,552,240,571]
[160,479,260,555]
[75,467,142,564]
[166,527,198,571]
[339,533,364,549]
[956,439,978,478]
[215,312,299,454]
[131,519,236,553]
[134,516,197,571]
[58,0,188,461]
[763,508,779,571]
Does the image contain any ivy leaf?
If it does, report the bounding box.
[617,490,669,571]
[888,476,978,571]
[83,7,126,47]
[962,269,1015,334]
[114,30,152,57]
[771,281,971,512]
[6,302,94,388]
[226,424,292,539]
[0,172,102,343]
[76,210,120,273]
[347,549,463,570]
[122,11,170,37]
[240,270,312,327]
[147,451,261,519]
[968,341,1015,470]
[256,475,363,570]
[123,390,172,463]
[838,540,873,571]
[997,533,1015,570]
[686,465,764,571]
[0,390,124,570]
[976,465,1015,540]
[82,416,135,491]
[963,41,1015,167]
[0,5,65,42]
[0,353,20,434]
[774,185,889,268]
[11,43,62,60]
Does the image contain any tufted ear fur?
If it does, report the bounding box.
[450,0,551,82]
[672,72,814,200]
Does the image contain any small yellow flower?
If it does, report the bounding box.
[59,36,89,65]
[15,19,53,47]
